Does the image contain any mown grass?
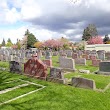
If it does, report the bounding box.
[0,56,110,110]
[0,71,110,110]
[0,80,26,91]
[0,84,41,103]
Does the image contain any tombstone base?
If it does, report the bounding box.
[47,77,66,84]
[62,68,76,72]
[24,73,47,80]
[97,71,110,75]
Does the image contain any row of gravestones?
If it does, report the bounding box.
[0,49,26,63]
[9,57,96,90]
[1,48,109,68]
[8,52,110,90]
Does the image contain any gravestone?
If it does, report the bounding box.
[97,51,105,61]
[47,67,65,84]
[75,58,86,65]
[42,59,52,67]
[82,54,90,60]
[89,55,96,60]
[45,51,52,59]
[84,50,91,55]
[71,77,96,90]
[72,53,78,59]
[53,52,58,56]
[92,59,101,66]
[9,61,22,73]
[98,61,110,75]
[105,52,110,60]
[60,53,67,57]
[24,57,47,80]
[59,57,76,71]
[0,55,4,61]
[66,50,72,57]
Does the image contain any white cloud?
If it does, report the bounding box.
[0,24,67,44]
[21,0,42,20]
[0,0,110,42]
[5,8,21,23]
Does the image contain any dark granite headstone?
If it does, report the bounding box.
[9,61,22,73]
[99,61,110,72]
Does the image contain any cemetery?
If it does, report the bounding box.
[0,0,110,109]
[1,48,110,110]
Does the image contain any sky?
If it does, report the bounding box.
[0,0,110,43]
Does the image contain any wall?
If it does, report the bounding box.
[85,44,110,51]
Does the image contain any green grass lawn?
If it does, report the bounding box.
[0,56,110,110]
[0,70,110,110]
[0,80,26,91]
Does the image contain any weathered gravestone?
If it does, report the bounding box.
[72,53,78,59]
[60,53,67,57]
[9,61,22,73]
[89,55,96,60]
[0,55,4,61]
[105,52,110,60]
[82,54,90,60]
[92,59,102,66]
[98,61,110,75]
[47,67,65,84]
[66,50,72,57]
[84,50,91,55]
[53,52,58,56]
[71,77,96,90]
[45,51,52,59]
[75,58,86,65]
[59,57,76,71]
[42,59,52,67]
[97,51,105,61]
[24,57,47,80]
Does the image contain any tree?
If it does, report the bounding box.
[82,24,98,41]
[7,38,12,44]
[87,36,103,45]
[43,39,64,50]
[103,35,110,44]
[60,37,70,49]
[16,39,21,49]
[34,42,43,49]
[6,42,13,47]
[6,38,13,47]
[1,39,6,46]
[24,29,38,48]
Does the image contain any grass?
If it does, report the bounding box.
[0,56,110,110]
[65,73,110,89]
[0,84,41,103]
[0,80,26,91]
[0,71,110,110]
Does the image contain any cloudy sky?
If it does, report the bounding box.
[0,0,110,43]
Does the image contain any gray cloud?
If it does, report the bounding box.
[5,0,110,41]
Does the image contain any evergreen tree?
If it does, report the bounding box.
[7,38,12,44]
[1,39,6,46]
[24,29,38,48]
[103,34,110,44]
[6,38,13,47]
[82,24,98,41]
